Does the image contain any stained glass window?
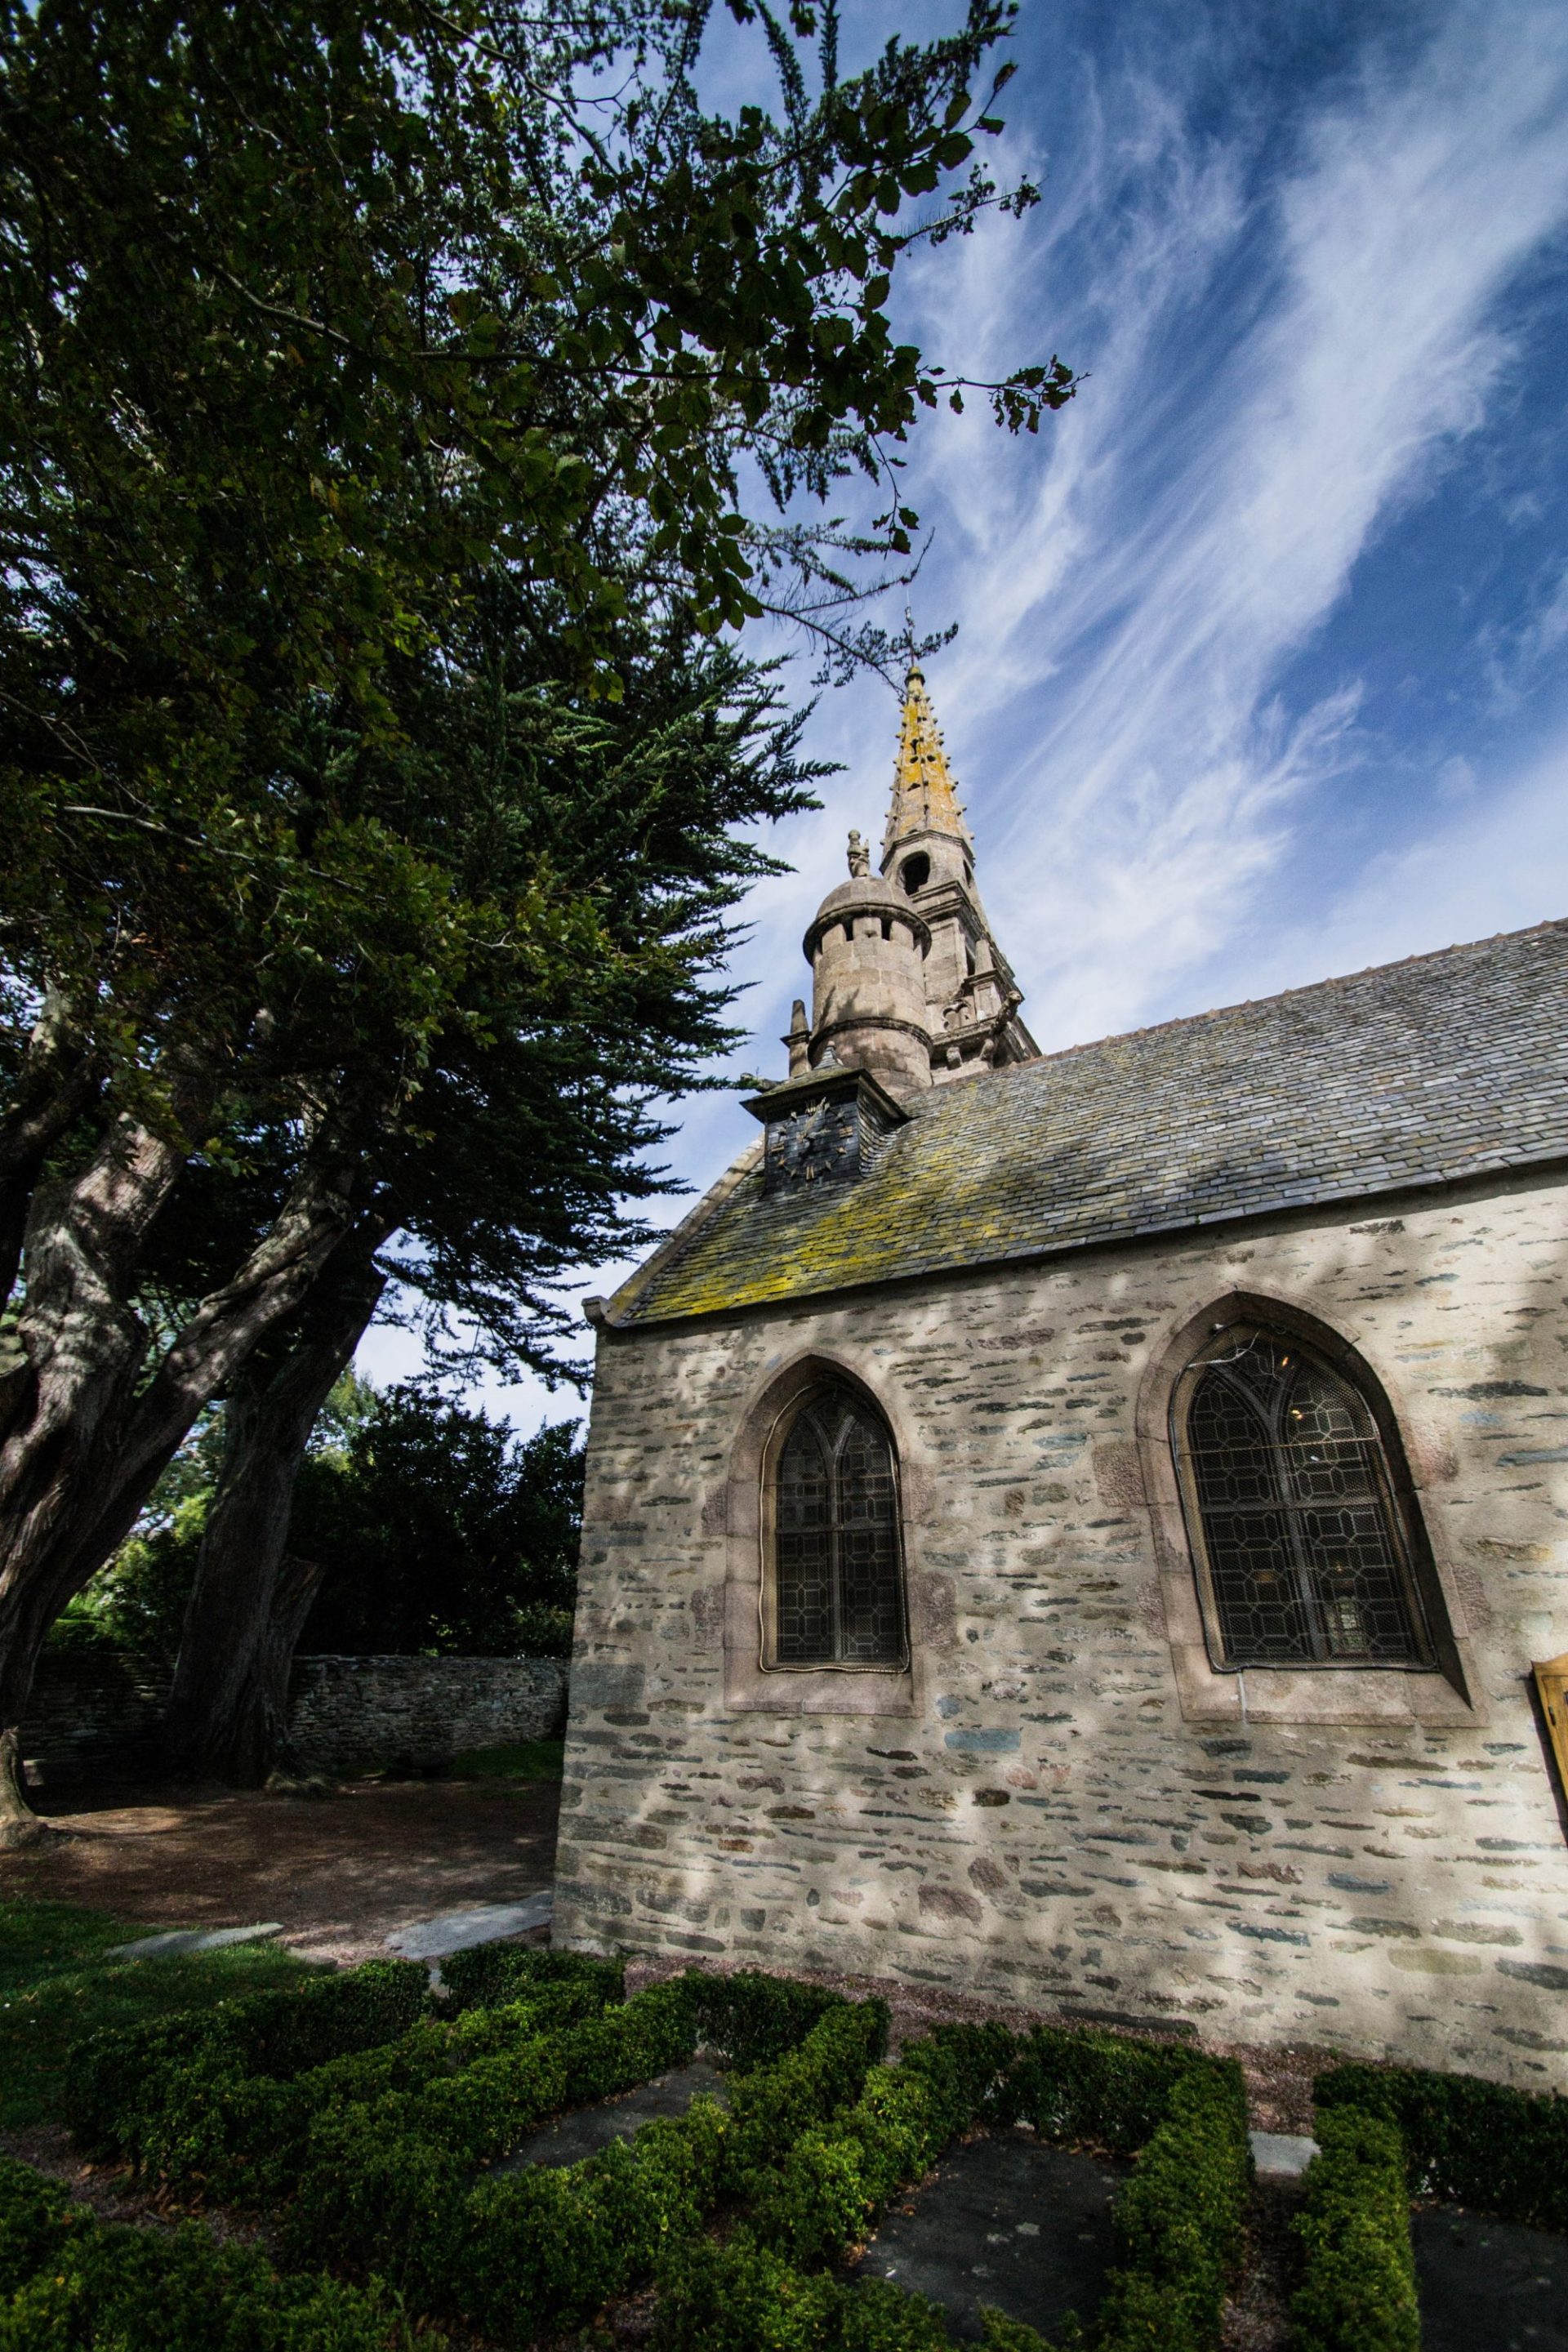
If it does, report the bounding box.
[1174,1326,1430,1668]
[772,1387,906,1667]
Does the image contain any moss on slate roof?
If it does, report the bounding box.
[608,919,1568,1329]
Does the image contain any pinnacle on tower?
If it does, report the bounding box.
[884,662,973,857]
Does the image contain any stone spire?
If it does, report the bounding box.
[884,663,973,858]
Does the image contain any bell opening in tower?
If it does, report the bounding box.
[899,852,930,895]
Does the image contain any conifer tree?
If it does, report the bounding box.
[0,0,1072,1829]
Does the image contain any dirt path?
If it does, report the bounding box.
[7,1776,559,1966]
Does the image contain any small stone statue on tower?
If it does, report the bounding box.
[847,829,870,879]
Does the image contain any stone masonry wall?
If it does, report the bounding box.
[555,1167,1568,2089]
[286,1655,567,1775]
[22,1654,567,1784]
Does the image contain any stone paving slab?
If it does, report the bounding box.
[850,2132,1123,2345]
[489,2060,728,2175]
[108,1922,284,1960]
[1414,2205,1568,2352]
[383,1892,552,1959]
[1249,2131,1319,2178]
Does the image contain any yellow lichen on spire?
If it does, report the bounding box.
[884,663,971,853]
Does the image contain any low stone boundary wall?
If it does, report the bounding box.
[286,1655,568,1775]
[20,1652,568,1784]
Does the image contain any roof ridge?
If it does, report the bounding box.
[1009,914,1568,1076]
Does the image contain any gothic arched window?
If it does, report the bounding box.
[1171,1325,1433,1668]
[765,1385,907,1669]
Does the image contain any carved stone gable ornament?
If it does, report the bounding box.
[742,1062,909,1198]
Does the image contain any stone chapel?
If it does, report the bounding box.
[555,665,1568,2088]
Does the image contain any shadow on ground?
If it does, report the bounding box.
[1415,2205,1568,2352]
[851,2132,1125,2345]
[6,1775,560,1964]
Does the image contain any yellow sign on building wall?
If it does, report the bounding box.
[1535,1651,1568,1810]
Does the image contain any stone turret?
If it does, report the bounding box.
[880,664,1038,1081]
[803,830,932,1094]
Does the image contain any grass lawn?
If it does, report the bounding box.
[0,1900,325,2129]
[446,1737,564,1783]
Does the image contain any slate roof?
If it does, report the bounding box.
[608,919,1568,1329]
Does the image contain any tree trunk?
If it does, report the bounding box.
[257,1552,328,1772]
[163,1239,385,1784]
[0,1726,53,1850]
[0,1103,374,1825]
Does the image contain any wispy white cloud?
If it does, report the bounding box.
[1244,714,1568,998]
[883,2,1568,1047]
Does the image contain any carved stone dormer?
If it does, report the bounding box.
[742,1060,909,1197]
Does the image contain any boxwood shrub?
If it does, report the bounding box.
[452,1989,889,2341]
[0,2154,438,2351]
[65,1956,431,2158]
[655,2025,1248,2352]
[437,1939,624,2013]
[1316,2057,1568,2234]
[1290,2108,1419,2352]
[1093,2062,1250,2352]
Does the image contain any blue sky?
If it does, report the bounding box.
[363,0,1568,1425]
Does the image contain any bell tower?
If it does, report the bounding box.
[800,829,933,1094]
[880,664,1038,1080]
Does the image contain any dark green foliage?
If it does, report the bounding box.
[0,2159,69,2301]
[45,1947,1253,2352]
[445,1738,565,1782]
[292,1395,584,1657]
[439,1939,624,2014]
[1316,2058,1568,2233]
[746,2024,1013,2262]
[688,1970,847,2072]
[149,1972,612,2202]
[654,2029,1247,2352]
[1093,2064,1250,2352]
[0,1900,324,2132]
[282,1976,703,2283]
[462,2094,732,2336]
[0,2154,439,2350]
[724,1998,893,2181]
[456,1993,886,2340]
[653,2234,960,2352]
[1290,2109,1419,2352]
[990,2023,1214,2153]
[65,1958,429,2158]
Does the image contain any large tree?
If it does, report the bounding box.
[0,0,1072,1831]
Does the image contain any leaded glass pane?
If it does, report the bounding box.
[776,1419,833,1662]
[771,1388,904,1667]
[1180,1330,1426,1668]
[836,1413,901,1662]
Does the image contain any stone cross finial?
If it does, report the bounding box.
[847,829,870,878]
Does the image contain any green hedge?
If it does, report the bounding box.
[1093,2063,1250,2352]
[1316,2057,1568,2234]
[654,2027,1248,2352]
[436,1939,623,2014]
[0,2155,437,2350]
[652,2234,1026,2352]
[689,1970,845,2072]
[65,1949,621,2206]
[65,1957,431,2158]
[148,1969,612,2202]
[455,1992,888,2341]
[1290,2109,1419,2352]
[991,2022,1214,2152]
[744,2022,1016,2264]
[281,1973,704,2285]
